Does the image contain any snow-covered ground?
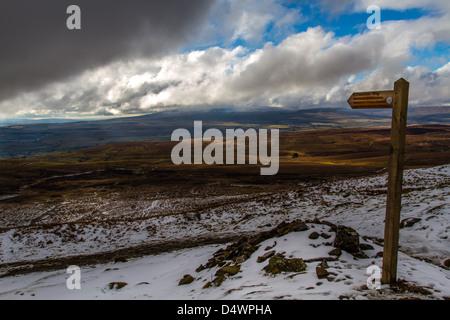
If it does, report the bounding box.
[0,165,448,299]
[0,221,448,300]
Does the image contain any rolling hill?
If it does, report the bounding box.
[0,106,449,158]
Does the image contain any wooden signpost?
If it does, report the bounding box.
[348,78,410,284]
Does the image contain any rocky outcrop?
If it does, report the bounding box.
[196,220,309,272]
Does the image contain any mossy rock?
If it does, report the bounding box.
[263,254,306,274]
[316,266,329,279]
[215,265,241,277]
[178,274,195,286]
[213,274,227,287]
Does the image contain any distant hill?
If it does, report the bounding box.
[0,106,449,158]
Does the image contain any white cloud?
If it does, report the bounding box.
[200,0,305,46]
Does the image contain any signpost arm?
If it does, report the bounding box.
[382,78,410,284]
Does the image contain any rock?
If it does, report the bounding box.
[375,251,383,258]
[316,266,329,279]
[320,233,331,239]
[360,243,375,251]
[196,219,309,272]
[443,259,450,268]
[333,225,361,254]
[328,248,342,257]
[352,251,369,259]
[400,218,421,229]
[178,274,195,286]
[234,255,248,264]
[319,259,329,268]
[275,220,309,237]
[196,265,206,273]
[290,220,309,232]
[263,254,306,275]
[257,250,276,263]
[108,282,128,290]
[265,241,277,251]
[205,265,241,288]
[309,232,320,240]
[215,265,241,277]
[213,274,227,287]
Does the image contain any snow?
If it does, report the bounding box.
[0,223,448,300]
[0,165,449,300]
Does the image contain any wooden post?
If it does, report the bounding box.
[381,78,409,284]
[348,78,410,285]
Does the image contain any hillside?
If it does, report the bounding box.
[0,165,448,300]
[0,106,449,158]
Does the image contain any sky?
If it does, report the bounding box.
[0,0,449,120]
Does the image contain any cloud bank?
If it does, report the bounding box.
[0,0,449,119]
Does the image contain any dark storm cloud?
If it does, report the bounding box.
[0,0,212,100]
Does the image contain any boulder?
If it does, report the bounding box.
[333,225,361,254]
[309,232,320,240]
[316,266,329,279]
[215,265,241,277]
[178,274,195,286]
[263,254,306,275]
